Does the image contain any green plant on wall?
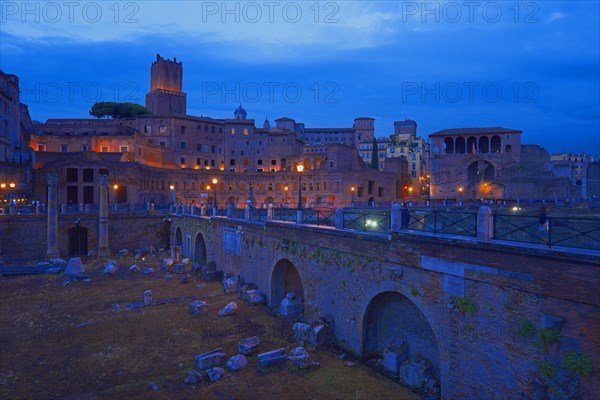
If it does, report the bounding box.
[536,360,556,379]
[563,350,595,376]
[452,294,478,314]
[534,328,562,353]
[410,285,420,297]
[518,320,537,338]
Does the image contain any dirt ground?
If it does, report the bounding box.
[0,255,420,400]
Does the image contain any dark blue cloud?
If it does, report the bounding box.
[1,1,597,155]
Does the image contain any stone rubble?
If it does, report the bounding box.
[238,336,261,355]
[217,301,237,317]
[103,261,118,274]
[289,347,311,369]
[180,274,191,284]
[143,267,155,274]
[195,348,227,370]
[129,265,140,273]
[184,369,202,384]
[257,348,287,372]
[188,300,208,315]
[226,354,248,371]
[143,290,153,306]
[206,367,225,382]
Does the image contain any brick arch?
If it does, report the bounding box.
[268,258,305,310]
[358,281,444,394]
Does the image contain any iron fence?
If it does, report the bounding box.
[406,210,477,237]
[493,214,600,250]
[302,209,336,227]
[343,210,391,233]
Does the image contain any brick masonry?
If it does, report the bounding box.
[172,214,599,400]
[0,214,169,264]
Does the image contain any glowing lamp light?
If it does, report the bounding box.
[9,182,16,188]
[365,219,378,228]
[296,164,304,173]
[169,185,175,190]
[206,185,211,191]
[113,184,119,190]
[212,178,218,185]
[284,186,289,191]
[0,183,5,189]
[350,186,355,192]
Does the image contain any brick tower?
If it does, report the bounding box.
[145,54,187,115]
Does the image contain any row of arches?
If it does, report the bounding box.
[173,224,441,393]
[444,135,509,155]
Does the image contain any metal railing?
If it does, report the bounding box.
[343,210,390,233]
[493,214,600,250]
[301,209,336,227]
[406,210,477,237]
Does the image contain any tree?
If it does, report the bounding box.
[89,102,152,119]
[371,137,379,170]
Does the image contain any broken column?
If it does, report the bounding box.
[98,174,110,256]
[46,173,59,259]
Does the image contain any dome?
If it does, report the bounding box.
[234,105,247,119]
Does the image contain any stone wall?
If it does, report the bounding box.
[172,215,600,400]
[0,214,169,264]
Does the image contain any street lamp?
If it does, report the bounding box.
[9,182,15,188]
[458,186,463,205]
[296,164,304,210]
[350,185,356,208]
[212,178,218,209]
[284,185,289,207]
[408,187,413,205]
[113,184,119,204]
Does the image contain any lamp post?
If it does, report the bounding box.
[296,164,304,210]
[350,185,356,208]
[212,178,218,209]
[284,185,289,207]
[169,185,175,208]
[113,184,119,205]
[408,187,413,206]
[458,186,463,205]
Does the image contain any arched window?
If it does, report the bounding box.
[491,135,501,153]
[467,137,477,155]
[455,137,466,154]
[479,136,489,154]
[444,137,454,154]
[239,183,245,191]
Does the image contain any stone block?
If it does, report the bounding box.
[218,301,237,317]
[188,300,208,315]
[238,336,261,355]
[129,265,140,273]
[184,369,202,384]
[118,249,128,256]
[399,361,432,389]
[280,298,304,317]
[289,347,310,369]
[223,276,237,294]
[293,322,311,341]
[226,354,248,371]
[245,289,264,305]
[103,261,117,274]
[65,258,83,275]
[195,348,227,370]
[257,348,287,372]
[383,343,409,375]
[143,268,155,274]
[309,324,332,347]
[206,367,225,382]
[143,290,153,306]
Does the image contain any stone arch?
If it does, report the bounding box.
[479,136,489,154]
[443,137,454,154]
[455,137,466,154]
[194,232,206,263]
[265,196,275,204]
[491,135,501,153]
[269,259,305,310]
[467,136,477,154]
[362,289,441,391]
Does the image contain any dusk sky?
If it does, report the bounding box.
[1,1,598,154]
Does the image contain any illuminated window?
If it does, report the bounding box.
[101,146,109,152]
[120,146,128,153]
[243,129,249,135]
[231,129,235,135]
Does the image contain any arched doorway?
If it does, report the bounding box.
[363,291,440,390]
[68,227,88,255]
[270,259,304,310]
[175,227,183,247]
[194,233,206,263]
